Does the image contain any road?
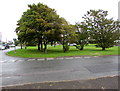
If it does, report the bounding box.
[0,47,28,62]
[0,47,119,87]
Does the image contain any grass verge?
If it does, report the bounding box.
[7,45,119,58]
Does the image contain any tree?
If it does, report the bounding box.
[60,18,77,52]
[60,18,69,52]
[82,9,120,50]
[75,22,89,50]
[16,3,63,53]
[16,10,37,49]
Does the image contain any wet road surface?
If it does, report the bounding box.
[0,47,28,62]
[0,48,119,87]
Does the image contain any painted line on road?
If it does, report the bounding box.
[93,56,99,58]
[74,57,82,59]
[10,60,17,62]
[56,58,64,60]
[37,59,45,61]
[0,60,8,63]
[84,57,91,58]
[64,57,74,59]
[46,58,54,60]
[4,77,12,79]
[0,61,5,63]
[27,59,36,61]
[1,56,101,63]
[17,60,24,62]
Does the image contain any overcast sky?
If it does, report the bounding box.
[0,0,119,42]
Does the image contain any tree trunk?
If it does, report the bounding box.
[25,43,27,49]
[54,41,56,47]
[74,45,80,50]
[40,40,43,52]
[20,43,22,49]
[80,41,84,50]
[62,40,66,53]
[80,45,84,50]
[80,47,83,50]
[38,39,41,51]
[44,41,47,53]
[63,45,66,53]
[25,45,27,49]
[102,47,106,50]
[51,41,53,46]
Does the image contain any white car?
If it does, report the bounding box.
[0,45,5,50]
[9,44,15,47]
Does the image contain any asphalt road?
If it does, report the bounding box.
[0,47,28,62]
[0,47,119,88]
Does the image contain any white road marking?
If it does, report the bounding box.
[46,58,54,60]
[0,60,8,63]
[27,59,35,61]
[74,57,82,59]
[84,57,91,58]
[37,59,44,61]
[4,77,12,79]
[56,58,64,60]
[94,56,99,57]
[10,60,17,62]
[65,57,74,59]
[17,60,24,62]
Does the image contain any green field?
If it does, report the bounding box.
[7,44,119,58]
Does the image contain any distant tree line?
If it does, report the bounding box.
[16,3,120,53]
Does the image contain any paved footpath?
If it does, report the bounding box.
[0,48,119,89]
[2,76,119,89]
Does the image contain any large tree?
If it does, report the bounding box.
[60,18,76,52]
[75,22,89,50]
[82,9,120,50]
[16,3,63,53]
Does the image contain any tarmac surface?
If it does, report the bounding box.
[1,76,119,89]
[0,47,119,89]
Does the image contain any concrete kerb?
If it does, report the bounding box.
[25,55,101,62]
[1,55,118,63]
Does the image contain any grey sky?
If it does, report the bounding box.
[0,0,119,42]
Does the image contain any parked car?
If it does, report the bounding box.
[0,45,5,50]
[9,44,15,47]
[5,44,10,49]
[0,44,10,50]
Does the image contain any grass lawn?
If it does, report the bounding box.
[7,44,119,58]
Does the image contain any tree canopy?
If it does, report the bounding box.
[16,3,120,53]
[16,3,66,53]
[81,9,120,50]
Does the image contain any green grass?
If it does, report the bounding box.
[7,44,119,58]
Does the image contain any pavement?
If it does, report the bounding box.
[1,76,119,89]
[0,47,119,89]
